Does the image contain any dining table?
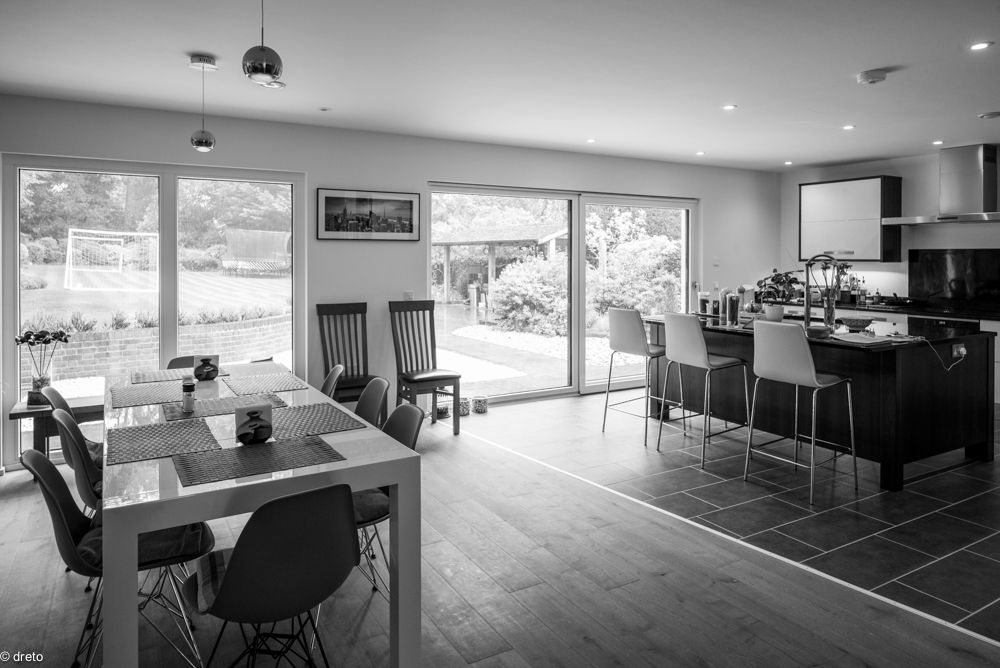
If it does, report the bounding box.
[100,360,421,667]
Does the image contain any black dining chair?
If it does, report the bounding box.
[388,300,461,435]
[41,386,103,469]
[51,408,103,515]
[181,484,360,667]
[316,302,378,404]
[22,449,215,668]
[353,377,389,427]
[319,363,345,400]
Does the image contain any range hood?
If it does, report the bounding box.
[883,144,1000,224]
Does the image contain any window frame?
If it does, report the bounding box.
[1,154,306,470]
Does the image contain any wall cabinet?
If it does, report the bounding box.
[799,176,902,262]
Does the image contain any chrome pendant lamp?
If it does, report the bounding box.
[190,55,216,152]
[242,0,286,88]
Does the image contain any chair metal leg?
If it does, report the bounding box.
[744,378,761,479]
[602,351,616,432]
[656,359,673,452]
[701,369,711,468]
[793,386,800,469]
[453,380,460,435]
[643,356,652,448]
[809,388,819,506]
[847,381,858,491]
[741,365,750,427]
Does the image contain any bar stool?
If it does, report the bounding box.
[744,321,857,505]
[602,308,666,447]
[656,313,749,465]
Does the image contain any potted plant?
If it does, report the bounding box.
[755,269,802,321]
[15,329,70,405]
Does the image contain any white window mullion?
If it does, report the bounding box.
[159,173,179,366]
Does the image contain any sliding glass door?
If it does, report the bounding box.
[580,196,690,392]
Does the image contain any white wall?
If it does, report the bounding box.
[0,94,780,391]
[780,152,1000,297]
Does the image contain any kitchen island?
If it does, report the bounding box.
[646,317,996,491]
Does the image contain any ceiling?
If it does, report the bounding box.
[1,0,998,171]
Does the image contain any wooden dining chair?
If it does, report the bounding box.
[388,300,461,435]
[316,302,378,405]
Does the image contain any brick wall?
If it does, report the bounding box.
[19,314,291,395]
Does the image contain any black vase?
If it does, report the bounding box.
[236,410,272,444]
[193,357,218,381]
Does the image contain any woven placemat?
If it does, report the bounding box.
[111,382,183,409]
[171,435,345,487]
[272,403,366,439]
[162,393,287,421]
[222,373,309,396]
[106,419,219,465]
[131,367,230,384]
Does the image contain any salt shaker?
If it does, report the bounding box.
[181,374,196,413]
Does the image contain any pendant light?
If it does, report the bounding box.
[190,55,216,152]
[242,0,285,88]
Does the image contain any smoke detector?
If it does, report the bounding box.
[856,69,887,85]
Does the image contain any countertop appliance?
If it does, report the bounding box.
[884,144,1000,224]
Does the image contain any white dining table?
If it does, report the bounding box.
[100,361,421,666]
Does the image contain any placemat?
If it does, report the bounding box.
[222,373,309,396]
[171,435,345,486]
[111,382,183,408]
[272,403,366,439]
[162,393,287,421]
[106,418,219,465]
[131,367,230,384]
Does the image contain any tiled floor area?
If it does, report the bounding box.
[460,392,1000,645]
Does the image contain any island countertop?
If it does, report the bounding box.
[644,316,995,490]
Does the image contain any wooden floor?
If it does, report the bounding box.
[2,394,1000,666]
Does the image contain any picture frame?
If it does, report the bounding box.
[317,188,420,241]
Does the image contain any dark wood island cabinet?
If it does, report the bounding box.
[646,317,995,491]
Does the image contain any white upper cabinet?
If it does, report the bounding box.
[799,176,902,262]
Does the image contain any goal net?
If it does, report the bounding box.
[63,228,159,291]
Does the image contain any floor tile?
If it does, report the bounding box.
[774,478,876,512]
[684,477,779,508]
[742,530,822,562]
[872,581,968,623]
[953,460,1000,485]
[617,450,702,476]
[624,466,725,497]
[898,550,1000,612]
[907,472,997,504]
[777,508,891,552]
[960,599,1000,644]
[879,512,996,558]
[645,492,720,518]
[965,532,1000,561]
[942,490,1000,530]
[803,536,935,590]
[697,496,812,538]
[848,489,947,525]
[700,453,776,479]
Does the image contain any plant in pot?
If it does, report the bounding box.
[15,328,71,405]
[755,269,802,321]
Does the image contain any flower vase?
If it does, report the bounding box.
[27,375,50,406]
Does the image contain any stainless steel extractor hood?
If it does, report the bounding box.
[883,144,1000,224]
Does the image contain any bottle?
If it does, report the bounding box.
[181,375,196,413]
[860,278,868,304]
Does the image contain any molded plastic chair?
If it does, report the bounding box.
[353,403,425,596]
[744,321,858,505]
[656,313,749,465]
[601,308,666,447]
[319,364,345,399]
[388,300,461,435]
[181,484,360,667]
[52,408,103,513]
[41,386,103,469]
[316,303,378,404]
[353,377,389,427]
[21,449,215,668]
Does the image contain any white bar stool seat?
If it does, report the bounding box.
[602,308,666,447]
[656,313,749,465]
[743,320,858,505]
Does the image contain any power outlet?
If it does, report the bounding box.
[952,343,967,359]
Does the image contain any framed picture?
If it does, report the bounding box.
[317,188,420,241]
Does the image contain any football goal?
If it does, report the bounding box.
[63,228,159,291]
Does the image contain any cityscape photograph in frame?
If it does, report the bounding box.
[317,188,420,241]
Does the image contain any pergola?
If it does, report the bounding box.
[432,224,567,296]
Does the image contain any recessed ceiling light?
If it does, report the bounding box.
[721,104,737,111]
[842,124,856,130]
[932,140,943,145]
[784,161,793,166]
[695,151,705,156]
[585,138,596,144]
[970,41,994,51]
[319,107,330,112]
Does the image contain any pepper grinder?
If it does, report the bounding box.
[181,375,196,413]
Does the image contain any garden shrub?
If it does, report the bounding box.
[134,312,159,328]
[19,275,48,290]
[589,236,682,316]
[108,311,131,329]
[178,246,221,271]
[25,237,63,264]
[491,254,568,336]
[69,312,98,332]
